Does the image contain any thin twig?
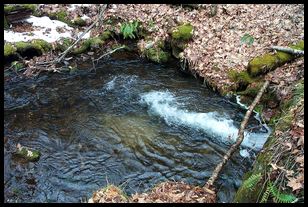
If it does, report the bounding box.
[56,4,107,63]
[271,46,304,56]
[93,45,126,63]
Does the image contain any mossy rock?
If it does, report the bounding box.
[99,31,112,41]
[31,39,52,52]
[171,23,194,41]
[56,37,74,52]
[72,17,87,27]
[72,37,104,54]
[170,39,187,58]
[15,146,40,162]
[247,41,304,77]
[145,47,170,63]
[49,11,74,27]
[4,43,17,57]
[15,39,52,54]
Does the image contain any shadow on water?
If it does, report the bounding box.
[4,53,270,203]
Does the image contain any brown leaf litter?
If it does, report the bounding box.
[89,181,216,203]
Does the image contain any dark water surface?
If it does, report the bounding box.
[4,54,269,202]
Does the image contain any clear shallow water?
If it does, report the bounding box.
[4,54,270,203]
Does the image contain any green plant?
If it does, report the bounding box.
[11,61,24,71]
[171,23,194,40]
[120,21,140,39]
[242,173,262,190]
[260,182,297,203]
[241,33,254,46]
[260,182,271,203]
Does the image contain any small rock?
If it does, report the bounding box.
[15,144,40,162]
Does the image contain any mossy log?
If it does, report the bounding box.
[4,4,36,23]
[247,41,304,77]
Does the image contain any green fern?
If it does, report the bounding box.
[270,183,297,203]
[120,21,140,39]
[242,173,262,190]
[260,182,271,203]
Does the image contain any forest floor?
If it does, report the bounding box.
[4,4,304,203]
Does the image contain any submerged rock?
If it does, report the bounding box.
[15,144,40,162]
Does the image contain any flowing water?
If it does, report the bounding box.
[4,53,270,203]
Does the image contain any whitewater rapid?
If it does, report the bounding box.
[140,91,271,150]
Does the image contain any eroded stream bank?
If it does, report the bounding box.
[4,53,270,203]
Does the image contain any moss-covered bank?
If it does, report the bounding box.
[234,80,304,203]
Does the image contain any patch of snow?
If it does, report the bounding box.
[4,16,73,43]
[26,16,73,30]
[81,15,90,20]
[4,15,94,43]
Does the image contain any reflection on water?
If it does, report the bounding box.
[4,55,270,203]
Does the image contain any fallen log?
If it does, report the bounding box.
[271,46,304,56]
[5,7,32,23]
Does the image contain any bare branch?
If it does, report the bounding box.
[205,80,270,189]
[55,4,107,63]
[271,46,304,56]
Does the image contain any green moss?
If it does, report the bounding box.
[99,31,112,41]
[15,39,51,54]
[145,48,169,63]
[31,39,52,52]
[15,41,30,52]
[49,11,74,26]
[4,5,15,13]
[72,37,104,54]
[23,4,37,12]
[276,51,292,62]
[4,4,37,13]
[73,17,86,26]
[4,15,9,29]
[171,23,194,40]
[248,41,304,77]
[228,69,254,86]
[56,37,73,52]
[16,147,40,162]
[247,54,279,77]
[290,40,304,50]
[4,43,17,57]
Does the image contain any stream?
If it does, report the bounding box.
[4,52,270,203]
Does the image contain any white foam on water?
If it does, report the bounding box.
[140,91,271,150]
[105,77,117,91]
